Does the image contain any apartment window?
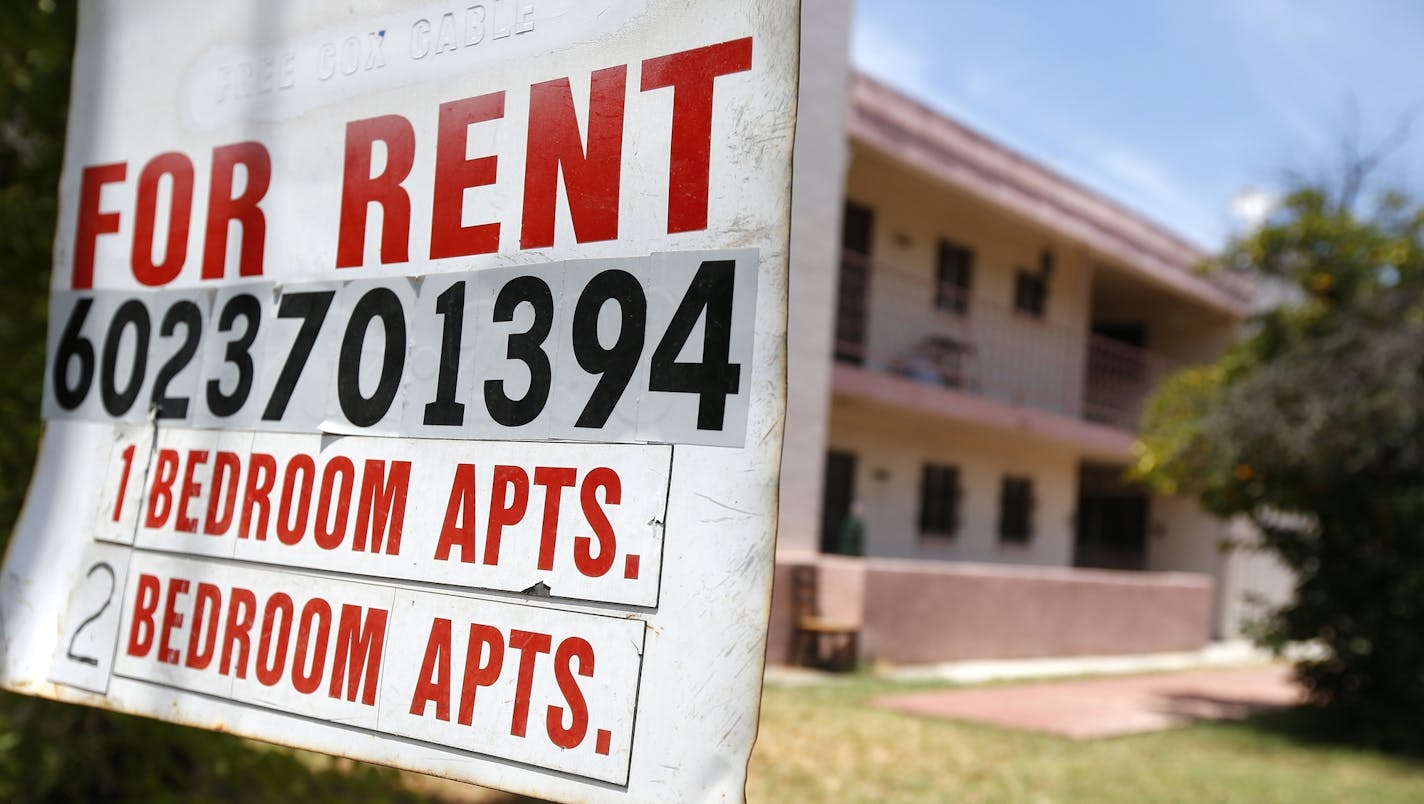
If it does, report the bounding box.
[1013,249,1054,317]
[918,463,961,536]
[836,203,875,364]
[935,239,974,314]
[998,475,1035,543]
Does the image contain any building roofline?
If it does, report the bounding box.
[848,72,1254,317]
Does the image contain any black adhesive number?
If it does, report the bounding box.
[484,276,554,428]
[573,269,647,428]
[423,281,467,426]
[649,259,741,431]
[52,298,96,410]
[338,287,407,427]
[263,290,335,421]
[99,299,151,416]
[66,562,116,668]
[206,293,261,418]
[150,300,202,419]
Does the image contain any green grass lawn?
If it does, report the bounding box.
[747,675,1424,803]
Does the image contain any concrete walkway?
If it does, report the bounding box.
[876,639,1307,684]
[871,664,1305,739]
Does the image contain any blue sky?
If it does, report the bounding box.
[851,0,1424,249]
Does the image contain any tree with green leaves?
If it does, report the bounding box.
[0,0,70,533]
[1133,165,1424,750]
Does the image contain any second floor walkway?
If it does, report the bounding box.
[833,249,1179,437]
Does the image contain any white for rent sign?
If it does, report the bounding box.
[0,1,799,801]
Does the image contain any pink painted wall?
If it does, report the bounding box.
[766,556,1213,666]
[766,561,802,666]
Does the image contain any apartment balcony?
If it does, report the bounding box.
[833,250,1176,438]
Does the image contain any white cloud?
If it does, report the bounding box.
[961,66,999,102]
[1100,150,1178,202]
[1231,187,1278,230]
[849,18,1005,141]
[850,20,927,91]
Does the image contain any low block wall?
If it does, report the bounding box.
[767,555,1213,665]
[766,560,801,666]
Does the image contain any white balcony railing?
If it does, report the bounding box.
[834,250,1176,431]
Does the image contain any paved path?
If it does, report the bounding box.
[872,665,1304,739]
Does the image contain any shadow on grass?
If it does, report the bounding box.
[1218,704,1424,766]
[1154,691,1299,722]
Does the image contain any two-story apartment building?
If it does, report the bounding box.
[770,3,1291,666]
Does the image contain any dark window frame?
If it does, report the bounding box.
[1013,271,1046,317]
[1013,249,1054,318]
[835,202,875,364]
[918,463,962,537]
[998,474,1035,544]
[935,239,974,315]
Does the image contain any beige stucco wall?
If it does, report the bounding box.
[1147,495,1222,576]
[1217,517,1296,639]
[776,0,853,557]
[771,15,1289,657]
[1147,308,1239,365]
[1147,495,1226,633]
[830,388,1295,641]
[1147,492,1297,640]
[828,400,1079,567]
[844,147,1093,418]
[1090,264,1240,367]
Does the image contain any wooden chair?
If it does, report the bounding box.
[790,565,860,671]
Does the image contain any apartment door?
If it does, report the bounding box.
[1075,494,1149,570]
[835,203,874,364]
[1075,463,1149,570]
[821,450,858,554]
